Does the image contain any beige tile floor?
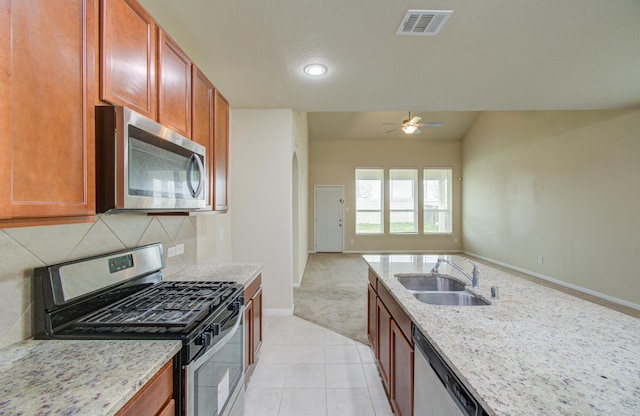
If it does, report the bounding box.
[244,314,394,416]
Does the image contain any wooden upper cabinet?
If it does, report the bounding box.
[0,0,95,225]
[191,66,214,207]
[100,0,157,119]
[158,29,191,138]
[214,91,229,211]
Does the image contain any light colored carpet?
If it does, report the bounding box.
[293,253,370,345]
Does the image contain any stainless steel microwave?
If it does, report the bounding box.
[96,106,207,213]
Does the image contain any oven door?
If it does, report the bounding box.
[185,302,244,416]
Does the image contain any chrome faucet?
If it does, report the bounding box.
[431,258,480,289]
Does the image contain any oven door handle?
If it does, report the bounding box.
[189,304,244,369]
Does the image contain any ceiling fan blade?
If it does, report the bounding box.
[414,128,422,134]
[382,122,401,125]
[385,128,398,133]
[409,116,422,124]
[415,121,442,127]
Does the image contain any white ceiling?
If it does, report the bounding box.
[140,0,640,139]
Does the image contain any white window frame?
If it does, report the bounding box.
[355,168,384,235]
[423,168,453,234]
[389,169,418,234]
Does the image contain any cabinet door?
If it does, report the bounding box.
[100,0,157,119]
[377,297,391,390]
[213,91,229,211]
[252,287,263,359]
[158,29,191,137]
[157,399,175,416]
[367,284,378,356]
[244,299,253,373]
[0,0,95,224]
[116,359,173,416]
[391,320,414,416]
[191,66,214,207]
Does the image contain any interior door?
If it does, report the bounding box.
[315,186,344,252]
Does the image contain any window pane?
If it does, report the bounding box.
[390,180,414,209]
[424,168,452,233]
[356,211,382,234]
[356,168,383,234]
[357,179,382,210]
[390,211,416,233]
[390,169,417,233]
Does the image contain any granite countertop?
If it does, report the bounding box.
[165,262,263,286]
[0,339,182,416]
[364,254,640,416]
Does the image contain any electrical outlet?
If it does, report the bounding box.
[175,243,184,255]
[537,256,544,264]
[167,246,176,258]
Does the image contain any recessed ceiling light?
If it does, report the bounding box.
[304,64,327,76]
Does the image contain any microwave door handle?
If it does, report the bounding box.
[186,154,204,198]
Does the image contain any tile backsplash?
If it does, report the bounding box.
[0,214,200,348]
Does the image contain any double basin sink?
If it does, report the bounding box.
[396,274,490,306]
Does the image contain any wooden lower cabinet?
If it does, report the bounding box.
[377,297,392,389]
[116,359,174,416]
[243,299,253,374]
[244,274,263,374]
[367,284,378,355]
[369,270,414,416]
[251,287,263,359]
[391,320,414,416]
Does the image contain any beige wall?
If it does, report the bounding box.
[0,213,224,348]
[309,139,463,253]
[229,109,298,312]
[292,112,310,286]
[462,109,640,307]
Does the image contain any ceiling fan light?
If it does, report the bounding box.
[402,125,418,134]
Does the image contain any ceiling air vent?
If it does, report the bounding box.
[396,10,453,36]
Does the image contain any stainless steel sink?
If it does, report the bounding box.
[395,274,466,292]
[413,291,491,306]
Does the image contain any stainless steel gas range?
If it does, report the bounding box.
[33,243,244,416]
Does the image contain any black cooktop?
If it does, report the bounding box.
[66,281,240,335]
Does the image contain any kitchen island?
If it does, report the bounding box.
[365,254,640,416]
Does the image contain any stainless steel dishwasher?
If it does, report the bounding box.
[413,326,489,416]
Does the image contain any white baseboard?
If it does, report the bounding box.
[463,250,640,311]
[342,249,463,254]
[263,308,294,315]
[293,254,309,288]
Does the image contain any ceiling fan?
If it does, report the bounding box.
[383,112,442,135]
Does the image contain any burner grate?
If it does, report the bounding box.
[75,281,237,330]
